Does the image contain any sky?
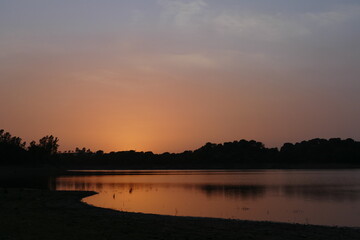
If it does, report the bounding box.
[1,0,360,153]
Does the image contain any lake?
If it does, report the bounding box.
[55,170,360,227]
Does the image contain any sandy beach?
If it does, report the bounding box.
[0,188,360,240]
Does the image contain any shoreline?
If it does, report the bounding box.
[81,191,359,229]
[1,189,360,239]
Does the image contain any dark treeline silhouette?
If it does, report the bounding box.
[1,129,360,169]
[0,129,58,165]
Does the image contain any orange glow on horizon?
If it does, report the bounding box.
[1,1,359,153]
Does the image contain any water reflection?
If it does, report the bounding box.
[282,184,360,202]
[56,180,360,202]
[199,185,266,199]
[55,170,360,227]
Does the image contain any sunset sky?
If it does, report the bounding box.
[1,0,360,153]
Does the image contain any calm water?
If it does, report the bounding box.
[55,170,360,227]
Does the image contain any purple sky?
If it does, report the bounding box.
[1,0,360,153]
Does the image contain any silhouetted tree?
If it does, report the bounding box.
[28,135,59,163]
[1,128,360,168]
[0,129,27,164]
[40,135,59,154]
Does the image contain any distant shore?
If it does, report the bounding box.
[1,188,360,240]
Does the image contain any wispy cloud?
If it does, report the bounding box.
[302,5,360,27]
[155,2,360,43]
[213,13,310,41]
[212,5,360,42]
[157,0,207,26]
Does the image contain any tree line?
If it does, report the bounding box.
[1,129,360,168]
[0,129,58,164]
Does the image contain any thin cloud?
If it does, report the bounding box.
[157,0,207,26]
[212,4,360,42]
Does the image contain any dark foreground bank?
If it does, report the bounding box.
[1,189,360,240]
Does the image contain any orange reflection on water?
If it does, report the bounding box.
[56,170,360,227]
